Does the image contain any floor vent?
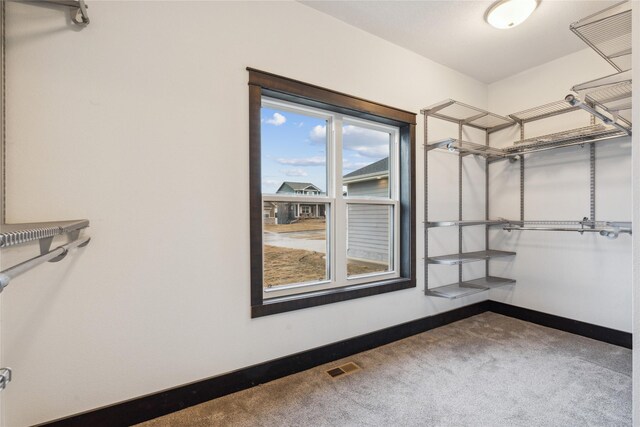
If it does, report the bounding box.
[326,362,361,378]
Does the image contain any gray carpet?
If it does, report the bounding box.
[138,312,632,427]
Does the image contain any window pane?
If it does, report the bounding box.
[347,204,392,277]
[263,202,329,289]
[261,106,328,196]
[342,124,391,198]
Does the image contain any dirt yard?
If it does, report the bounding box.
[264,245,387,288]
[264,219,326,233]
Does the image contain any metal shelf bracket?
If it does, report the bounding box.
[0,368,11,391]
[29,0,90,26]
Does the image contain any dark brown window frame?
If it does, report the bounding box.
[249,68,416,318]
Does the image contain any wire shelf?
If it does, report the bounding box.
[509,100,579,123]
[506,124,627,153]
[585,81,632,126]
[425,276,515,299]
[571,71,632,125]
[421,99,515,133]
[427,250,516,265]
[586,81,631,106]
[572,70,631,93]
[429,125,627,159]
[570,1,632,72]
[465,276,516,288]
[0,220,89,248]
[426,138,507,159]
[425,283,487,299]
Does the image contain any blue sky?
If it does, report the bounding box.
[261,107,389,194]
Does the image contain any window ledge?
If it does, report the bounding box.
[252,277,415,318]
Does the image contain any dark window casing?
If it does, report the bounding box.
[249,68,416,318]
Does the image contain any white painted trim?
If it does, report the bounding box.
[262,96,333,121]
[344,198,397,206]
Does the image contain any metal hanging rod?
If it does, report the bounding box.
[502,226,630,239]
[428,126,627,161]
[565,94,631,135]
[0,235,90,291]
[503,219,630,227]
[23,0,89,26]
[499,219,631,239]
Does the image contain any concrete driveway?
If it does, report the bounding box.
[264,230,327,253]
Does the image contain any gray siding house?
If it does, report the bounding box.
[263,202,277,225]
[343,158,390,266]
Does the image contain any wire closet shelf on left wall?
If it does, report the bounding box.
[0,0,91,294]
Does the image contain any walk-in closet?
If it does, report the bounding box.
[0,1,637,426]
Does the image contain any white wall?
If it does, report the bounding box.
[2,2,490,425]
[488,49,633,332]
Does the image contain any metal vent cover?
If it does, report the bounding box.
[326,362,361,378]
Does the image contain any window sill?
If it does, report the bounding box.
[251,277,415,318]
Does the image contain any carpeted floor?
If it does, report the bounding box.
[138,312,632,427]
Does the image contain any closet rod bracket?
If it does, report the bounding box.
[38,0,90,26]
[565,94,631,135]
[0,368,11,391]
[70,0,89,26]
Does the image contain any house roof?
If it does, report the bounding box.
[276,181,322,192]
[343,157,388,181]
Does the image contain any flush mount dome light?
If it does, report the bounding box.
[486,0,539,29]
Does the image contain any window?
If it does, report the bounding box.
[299,205,311,215]
[249,69,416,317]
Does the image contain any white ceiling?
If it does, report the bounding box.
[300,0,619,83]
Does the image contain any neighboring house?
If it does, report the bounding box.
[343,158,389,265]
[263,201,277,225]
[275,181,326,224]
[343,157,389,197]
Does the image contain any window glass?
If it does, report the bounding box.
[262,202,329,289]
[261,107,328,196]
[342,124,391,199]
[259,97,402,299]
[347,204,392,277]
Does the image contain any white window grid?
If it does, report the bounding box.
[261,97,401,298]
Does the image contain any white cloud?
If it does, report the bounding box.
[265,112,286,126]
[309,124,389,158]
[309,125,326,142]
[276,156,326,166]
[349,145,389,157]
[280,168,308,177]
[343,125,389,158]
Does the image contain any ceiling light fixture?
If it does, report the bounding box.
[485,0,539,30]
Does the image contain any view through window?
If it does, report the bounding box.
[261,99,399,297]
